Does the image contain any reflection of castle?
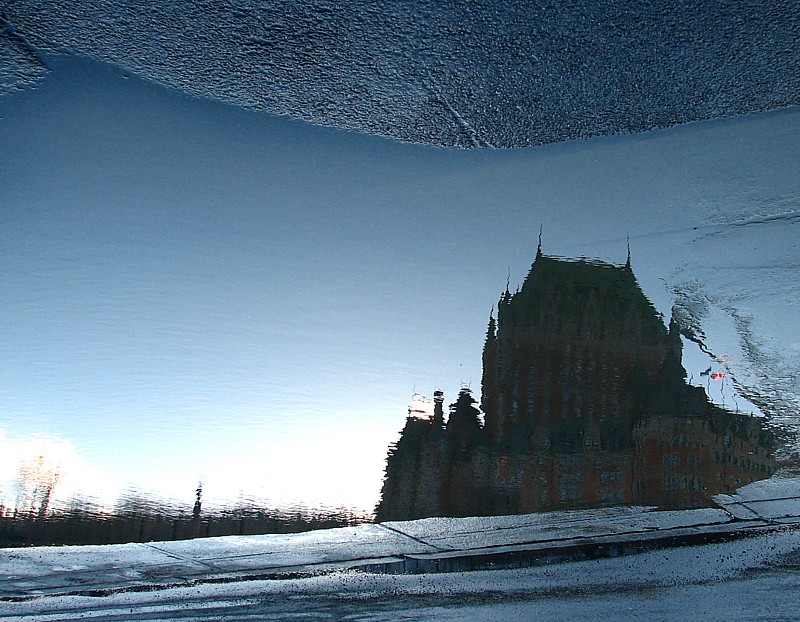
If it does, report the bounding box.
[376,249,776,521]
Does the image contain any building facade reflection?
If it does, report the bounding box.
[376,250,776,521]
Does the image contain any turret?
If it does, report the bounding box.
[446,387,482,451]
[432,389,445,428]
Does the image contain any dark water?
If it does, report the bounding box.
[5,253,787,547]
[1,53,798,547]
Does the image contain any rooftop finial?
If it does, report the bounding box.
[506,266,511,294]
[537,223,543,258]
[626,234,631,269]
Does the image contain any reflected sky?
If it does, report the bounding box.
[1,54,798,515]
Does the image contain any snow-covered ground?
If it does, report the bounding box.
[2,478,800,620]
[2,527,799,620]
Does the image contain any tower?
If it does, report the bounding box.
[481,252,675,451]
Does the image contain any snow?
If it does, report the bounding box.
[381,506,735,552]
[2,528,799,620]
[146,523,436,570]
[715,476,800,523]
[717,476,800,503]
[0,524,437,599]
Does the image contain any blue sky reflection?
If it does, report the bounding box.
[1,55,798,514]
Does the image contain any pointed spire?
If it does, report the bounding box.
[498,289,510,311]
[668,307,682,341]
[536,223,543,259]
[625,234,631,269]
[486,310,497,340]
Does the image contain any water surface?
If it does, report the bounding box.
[1,54,798,537]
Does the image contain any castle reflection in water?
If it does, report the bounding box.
[376,249,776,521]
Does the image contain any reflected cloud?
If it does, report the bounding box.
[0,427,376,547]
[0,430,83,514]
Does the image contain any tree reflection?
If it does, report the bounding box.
[14,452,62,520]
[0,493,369,547]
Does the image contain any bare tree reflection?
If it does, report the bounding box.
[0,492,369,547]
[14,453,61,520]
